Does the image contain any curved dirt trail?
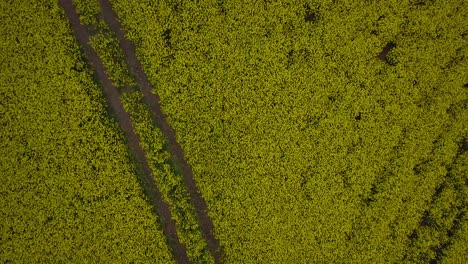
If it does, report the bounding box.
[59,1,190,263]
[98,0,223,262]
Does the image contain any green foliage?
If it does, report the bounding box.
[1,0,466,262]
[74,0,136,91]
[122,91,214,264]
[73,0,216,260]
[0,0,174,262]
[73,0,100,25]
[89,29,137,90]
[109,0,468,262]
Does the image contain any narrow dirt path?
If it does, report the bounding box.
[98,0,223,262]
[59,1,190,263]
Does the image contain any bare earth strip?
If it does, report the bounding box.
[59,1,190,263]
[98,0,223,262]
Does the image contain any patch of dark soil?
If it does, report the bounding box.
[217,0,226,16]
[412,0,435,6]
[304,4,318,22]
[98,0,224,262]
[420,211,438,227]
[162,29,172,47]
[456,137,468,157]
[355,112,362,121]
[287,49,294,65]
[59,1,190,263]
[462,138,468,152]
[378,42,396,63]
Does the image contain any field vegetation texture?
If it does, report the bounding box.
[1,0,468,263]
[71,0,217,261]
[108,0,468,263]
[0,0,175,262]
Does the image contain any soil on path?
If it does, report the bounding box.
[378,42,396,62]
[98,0,223,262]
[59,1,190,263]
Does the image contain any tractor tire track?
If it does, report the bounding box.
[59,1,190,263]
[98,0,223,262]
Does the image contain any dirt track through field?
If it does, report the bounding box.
[59,1,190,263]
[98,0,223,262]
